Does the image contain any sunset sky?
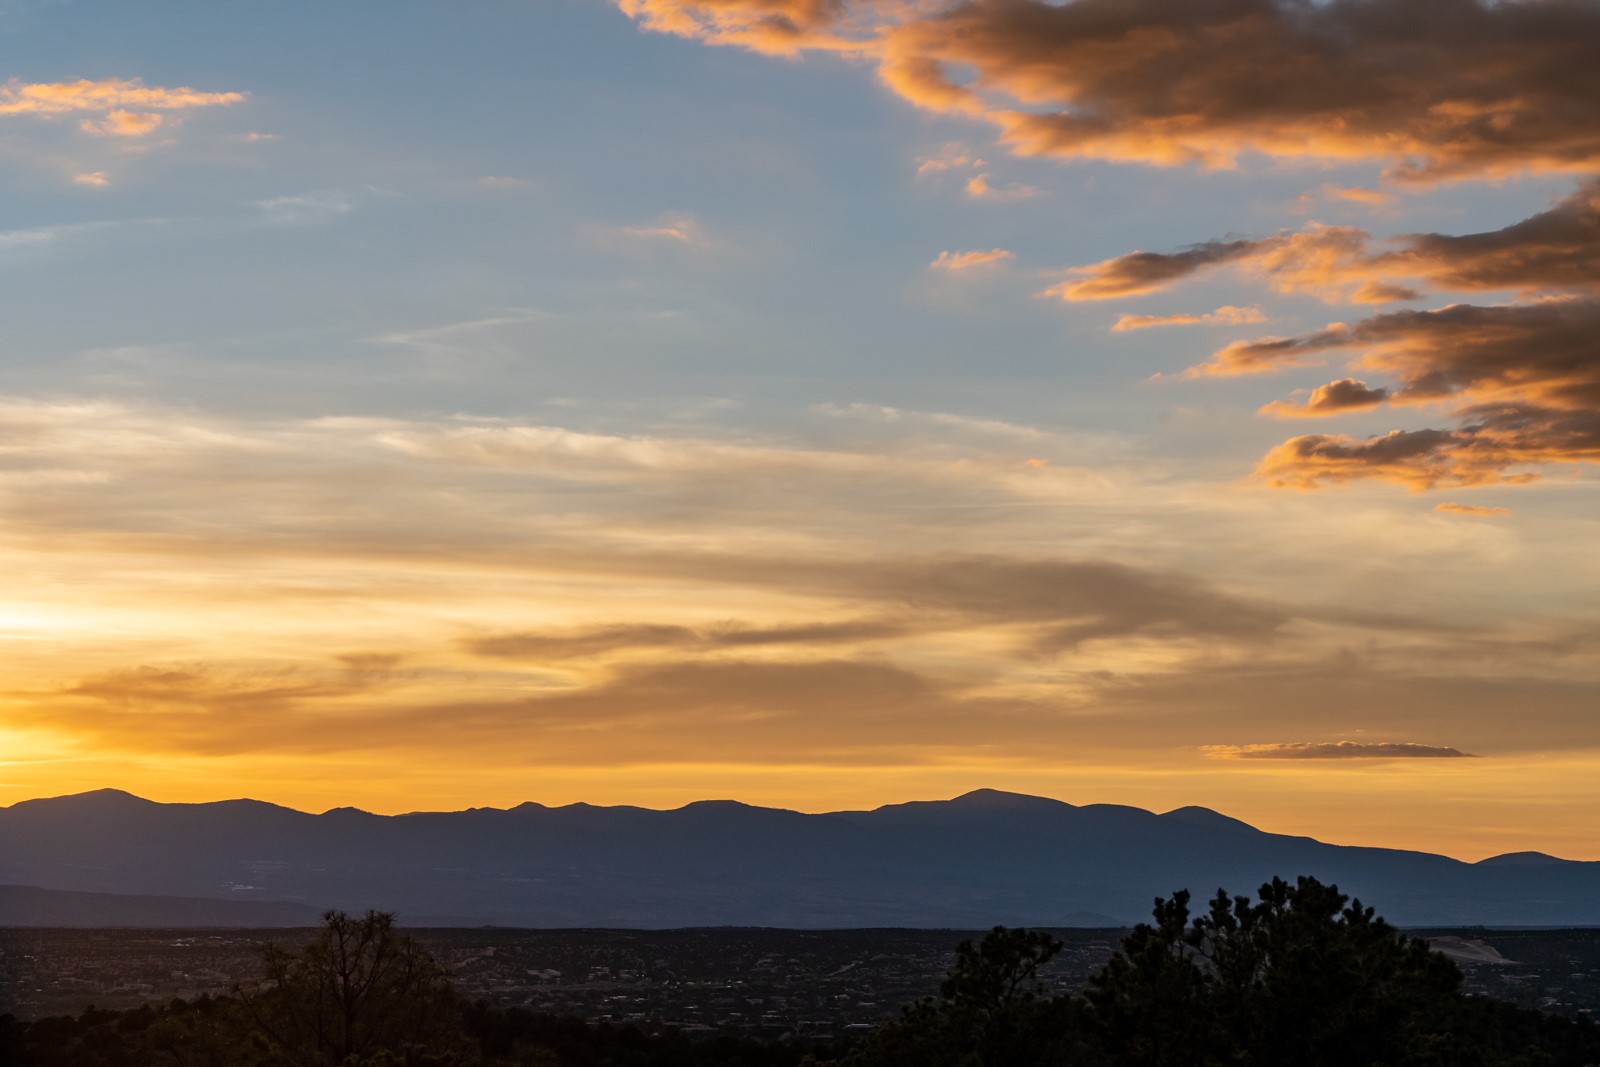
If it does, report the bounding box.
[3,0,1599,861]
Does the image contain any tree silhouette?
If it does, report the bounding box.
[1086,876,1467,1066]
[240,910,463,1065]
[837,925,1085,1066]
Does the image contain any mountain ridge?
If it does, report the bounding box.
[3,788,1594,929]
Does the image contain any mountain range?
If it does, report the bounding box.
[2,788,1596,928]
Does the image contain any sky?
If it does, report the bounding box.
[2,0,1598,861]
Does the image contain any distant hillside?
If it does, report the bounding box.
[2,787,1597,928]
[0,885,326,927]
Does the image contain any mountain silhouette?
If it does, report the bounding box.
[2,788,1595,928]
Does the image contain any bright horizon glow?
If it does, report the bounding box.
[1,1,1597,867]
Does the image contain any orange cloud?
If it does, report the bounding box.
[1236,298,1600,488]
[964,173,1039,200]
[1200,300,1600,408]
[79,109,165,137]
[1058,181,1600,306]
[72,171,109,187]
[1111,305,1265,332]
[1324,185,1392,207]
[929,248,1014,271]
[1435,502,1513,517]
[0,77,244,117]
[621,0,1600,181]
[614,0,864,55]
[915,142,983,176]
[1260,379,1390,419]
[1052,225,1415,305]
[1256,411,1595,491]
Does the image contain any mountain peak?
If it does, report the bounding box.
[946,788,1074,811]
[1159,806,1260,833]
[1476,850,1574,866]
[5,788,157,813]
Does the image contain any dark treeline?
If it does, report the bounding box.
[4,876,1599,1066]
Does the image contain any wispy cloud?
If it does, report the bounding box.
[78,109,165,137]
[1435,502,1513,518]
[1112,306,1265,332]
[0,77,244,117]
[965,174,1038,201]
[1204,741,1479,760]
[929,248,1014,272]
[0,217,166,250]
[605,212,713,248]
[255,190,354,227]
[915,142,983,177]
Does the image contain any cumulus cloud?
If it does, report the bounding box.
[929,248,1014,271]
[1260,378,1390,419]
[1392,179,1600,294]
[1197,300,1600,410]
[1233,299,1600,488]
[1204,741,1479,760]
[1256,409,1598,490]
[620,0,1600,181]
[1060,181,1600,306]
[1111,306,1265,332]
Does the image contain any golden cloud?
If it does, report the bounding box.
[0,78,244,116]
[964,173,1039,200]
[78,109,165,137]
[1434,502,1513,518]
[1260,378,1390,419]
[1051,226,1418,305]
[1059,181,1600,307]
[1202,300,1600,410]
[621,0,1600,180]
[929,248,1015,271]
[462,619,907,660]
[1111,305,1265,332]
[1255,410,1597,490]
